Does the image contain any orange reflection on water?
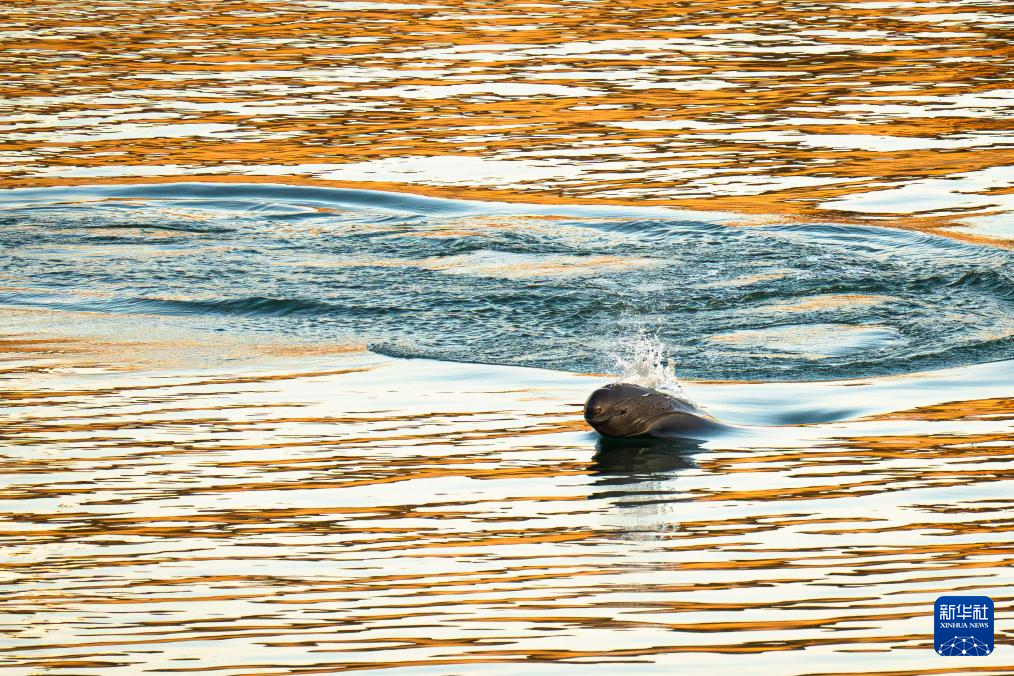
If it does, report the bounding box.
[1,0,1012,241]
[3,332,1012,673]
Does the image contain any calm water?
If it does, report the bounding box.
[2,0,1014,673]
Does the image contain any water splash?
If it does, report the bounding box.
[611,332,689,399]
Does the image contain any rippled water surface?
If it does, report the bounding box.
[1,184,1012,379]
[2,1,1014,674]
[3,342,1013,674]
[2,0,1013,239]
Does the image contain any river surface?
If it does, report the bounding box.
[2,0,1013,240]
[1,0,1013,674]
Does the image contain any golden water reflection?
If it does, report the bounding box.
[1,0,1012,239]
[3,333,1012,673]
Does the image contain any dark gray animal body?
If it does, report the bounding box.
[584,382,730,440]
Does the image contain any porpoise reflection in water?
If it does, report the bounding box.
[584,382,733,440]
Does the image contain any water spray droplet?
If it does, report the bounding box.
[610,332,691,400]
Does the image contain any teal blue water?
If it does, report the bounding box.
[1,182,1012,381]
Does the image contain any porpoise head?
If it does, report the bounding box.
[584,382,691,438]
